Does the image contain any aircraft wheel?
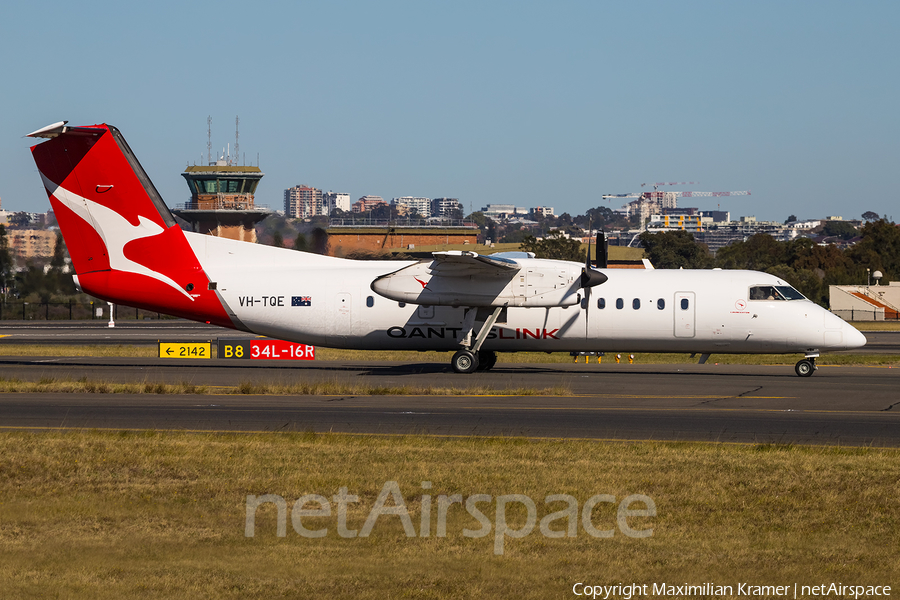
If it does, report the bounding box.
[451,350,480,374]
[477,350,497,371]
[795,359,816,377]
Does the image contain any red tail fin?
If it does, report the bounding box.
[29,122,234,327]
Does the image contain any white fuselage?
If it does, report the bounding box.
[187,233,865,355]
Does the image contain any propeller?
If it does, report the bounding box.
[579,220,607,338]
[581,221,608,290]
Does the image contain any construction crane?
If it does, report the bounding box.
[602,183,751,231]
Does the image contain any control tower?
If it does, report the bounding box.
[172,119,271,243]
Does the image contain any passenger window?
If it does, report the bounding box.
[366,296,374,308]
[633,298,641,310]
[598,298,606,309]
[657,299,665,310]
[680,298,689,310]
[616,298,624,310]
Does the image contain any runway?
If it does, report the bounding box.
[0,356,898,447]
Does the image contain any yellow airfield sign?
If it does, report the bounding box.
[158,342,211,359]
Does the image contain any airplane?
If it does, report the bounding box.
[27,121,866,377]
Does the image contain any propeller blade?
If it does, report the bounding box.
[585,219,592,270]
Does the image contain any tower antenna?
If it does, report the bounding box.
[235,116,240,166]
[206,116,212,166]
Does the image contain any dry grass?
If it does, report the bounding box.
[0,344,160,357]
[0,431,897,598]
[0,376,570,397]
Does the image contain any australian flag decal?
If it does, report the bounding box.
[292,296,312,307]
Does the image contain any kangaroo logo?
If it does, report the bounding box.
[40,172,194,301]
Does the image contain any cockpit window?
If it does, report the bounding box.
[749,285,806,301]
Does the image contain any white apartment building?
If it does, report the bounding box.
[432,197,463,218]
[392,196,432,218]
[323,191,350,215]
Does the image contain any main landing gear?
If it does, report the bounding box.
[450,349,498,374]
[450,307,503,373]
[794,356,817,377]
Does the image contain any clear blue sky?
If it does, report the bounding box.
[2,0,897,223]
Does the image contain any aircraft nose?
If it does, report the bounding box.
[843,323,867,350]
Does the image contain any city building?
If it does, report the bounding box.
[284,185,323,219]
[647,213,714,232]
[392,197,432,218]
[432,197,463,218]
[481,204,527,220]
[352,195,387,213]
[323,191,351,215]
[700,210,731,223]
[531,206,555,218]
[8,229,56,261]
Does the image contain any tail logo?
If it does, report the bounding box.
[40,172,194,301]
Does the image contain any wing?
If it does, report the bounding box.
[371,250,584,308]
[428,250,522,275]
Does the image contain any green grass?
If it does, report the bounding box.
[0,431,897,598]
[847,320,900,331]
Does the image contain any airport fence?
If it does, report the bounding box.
[0,301,172,321]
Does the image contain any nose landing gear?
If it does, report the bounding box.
[795,356,817,377]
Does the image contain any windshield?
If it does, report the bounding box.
[749,285,806,301]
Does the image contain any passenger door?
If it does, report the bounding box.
[674,291,695,338]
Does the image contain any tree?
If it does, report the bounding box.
[499,226,530,244]
[821,220,857,240]
[16,264,56,303]
[271,231,284,248]
[519,231,584,262]
[638,230,713,269]
[294,233,308,252]
[715,234,785,271]
[7,213,30,228]
[50,232,67,270]
[48,233,75,295]
[310,227,330,255]
[785,214,797,224]
[371,204,392,220]
[862,211,880,222]
[845,219,900,283]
